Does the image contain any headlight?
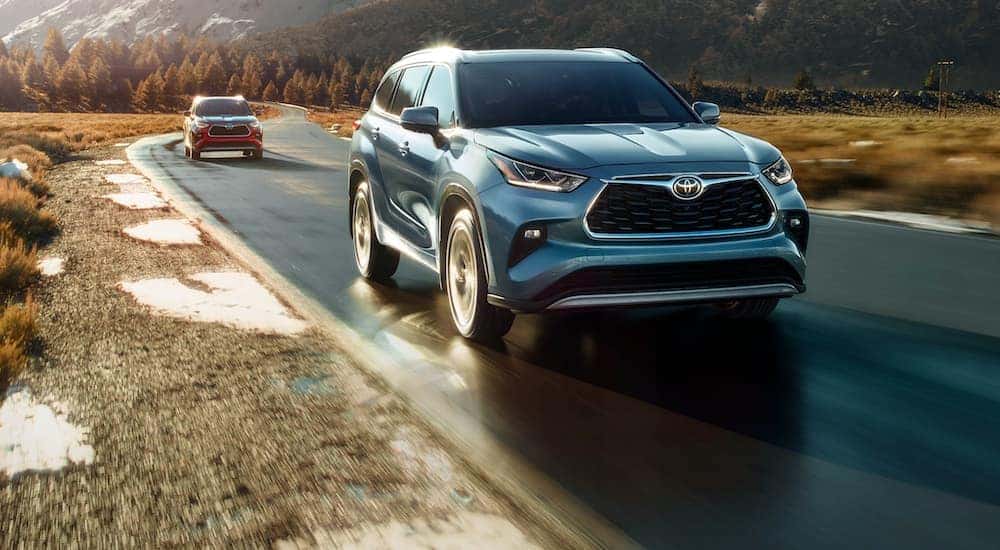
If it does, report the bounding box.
[762,156,793,185]
[195,120,210,129]
[488,152,587,192]
[248,120,261,128]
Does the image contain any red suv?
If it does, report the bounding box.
[183,96,263,160]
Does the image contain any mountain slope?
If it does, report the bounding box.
[1,0,368,48]
[240,0,1000,89]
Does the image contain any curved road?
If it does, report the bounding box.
[132,104,1000,549]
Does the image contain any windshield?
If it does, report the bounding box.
[458,61,697,128]
[195,98,252,117]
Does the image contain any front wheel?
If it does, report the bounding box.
[445,209,514,341]
[352,185,399,281]
[714,297,779,320]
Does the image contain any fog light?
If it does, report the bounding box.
[509,224,547,267]
[784,210,810,253]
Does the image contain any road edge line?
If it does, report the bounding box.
[126,133,639,550]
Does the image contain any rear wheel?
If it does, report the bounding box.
[715,297,780,320]
[352,185,399,281]
[445,209,514,341]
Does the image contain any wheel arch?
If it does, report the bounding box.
[437,184,489,291]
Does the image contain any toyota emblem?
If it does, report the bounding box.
[672,176,704,200]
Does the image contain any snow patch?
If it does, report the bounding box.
[123,219,201,245]
[95,159,126,166]
[119,272,306,335]
[103,192,167,210]
[276,512,540,549]
[113,143,130,147]
[850,140,881,148]
[0,387,95,477]
[37,256,64,276]
[0,159,31,179]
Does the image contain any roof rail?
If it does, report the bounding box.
[574,48,639,62]
[400,46,460,60]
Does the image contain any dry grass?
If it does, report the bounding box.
[0,179,57,242]
[0,112,182,155]
[307,107,364,137]
[0,298,37,347]
[0,340,27,394]
[724,114,1000,226]
[253,104,282,121]
[0,239,39,301]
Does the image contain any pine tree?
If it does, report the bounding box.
[42,28,70,66]
[794,69,816,91]
[0,39,8,59]
[162,64,180,98]
[178,57,197,95]
[360,87,373,108]
[923,67,940,91]
[20,58,44,95]
[241,54,264,99]
[329,81,344,110]
[227,73,243,96]
[283,78,302,104]
[201,53,227,95]
[87,57,112,108]
[0,60,26,110]
[686,65,704,100]
[56,59,88,107]
[262,80,278,102]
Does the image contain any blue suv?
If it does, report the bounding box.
[349,48,808,341]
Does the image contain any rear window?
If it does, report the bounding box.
[195,98,252,117]
[374,71,399,112]
[458,61,696,128]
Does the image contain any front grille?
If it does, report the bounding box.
[209,124,250,136]
[534,259,802,303]
[586,179,774,236]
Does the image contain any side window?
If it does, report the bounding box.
[373,70,399,112]
[420,66,457,129]
[388,66,430,116]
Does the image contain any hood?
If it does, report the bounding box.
[197,115,258,124]
[474,123,781,171]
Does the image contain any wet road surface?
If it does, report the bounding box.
[131,105,1000,548]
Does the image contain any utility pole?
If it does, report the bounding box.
[937,60,954,118]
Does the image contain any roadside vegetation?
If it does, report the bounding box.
[0,113,180,153]
[725,114,1000,226]
[0,143,55,396]
[306,106,364,137]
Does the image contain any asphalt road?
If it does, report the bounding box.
[132,104,1000,549]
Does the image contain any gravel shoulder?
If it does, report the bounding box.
[0,145,570,547]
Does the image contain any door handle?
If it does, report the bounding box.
[371,127,380,141]
[398,142,410,156]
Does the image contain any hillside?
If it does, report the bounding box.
[1,0,369,48]
[240,0,1000,89]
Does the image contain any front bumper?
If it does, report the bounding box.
[476,163,809,313]
[193,133,262,152]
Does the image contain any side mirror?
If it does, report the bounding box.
[693,101,721,125]
[400,106,439,134]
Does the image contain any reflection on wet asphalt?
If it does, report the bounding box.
[138,105,1000,548]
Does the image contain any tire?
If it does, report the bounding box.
[184,145,191,158]
[445,209,515,341]
[191,148,201,161]
[252,149,263,160]
[715,297,780,320]
[352,185,399,281]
